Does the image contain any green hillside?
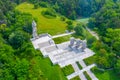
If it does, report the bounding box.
[16,2,67,35]
[1,0,120,80]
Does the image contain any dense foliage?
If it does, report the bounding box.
[21,0,108,20]
[0,0,16,24]
[88,0,120,75]
[0,0,120,79]
[88,1,120,35]
[0,1,66,80]
[0,1,37,79]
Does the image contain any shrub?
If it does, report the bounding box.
[91,66,104,73]
[9,31,30,49]
[66,20,73,25]
[60,16,66,21]
[74,24,86,37]
[39,2,47,7]
[41,9,56,18]
[66,25,74,32]
[34,3,39,9]
[87,36,96,48]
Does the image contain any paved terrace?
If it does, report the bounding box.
[31,33,98,80]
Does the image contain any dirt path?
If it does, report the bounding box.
[86,27,99,40]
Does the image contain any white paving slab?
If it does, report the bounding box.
[31,36,51,49]
[72,63,80,72]
[59,49,95,67]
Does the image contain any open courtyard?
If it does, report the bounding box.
[31,32,98,80]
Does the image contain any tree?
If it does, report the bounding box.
[0,41,14,63]
[88,1,120,35]
[13,58,29,80]
[0,10,6,24]
[9,31,30,49]
[0,38,14,80]
[19,42,36,58]
[69,11,76,20]
[34,3,39,9]
[14,0,22,4]
[74,24,86,37]
[87,36,96,48]
[88,18,96,29]
[0,24,6,33]
[66,20,73,25]
[67,25,74,32]
[0,68,14,80]
[39,1,47,7]
[95,55,111,68]
[104,28,120,55]
[115,59,120,74]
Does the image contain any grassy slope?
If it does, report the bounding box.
[33,55,67,80]
[16,2,67,35]
[53,35,71,44]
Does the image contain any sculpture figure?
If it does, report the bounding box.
[69,37,75,47]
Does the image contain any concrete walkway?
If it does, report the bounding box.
[67,64,97,80]
[86,70,98,80]
[79,60,86,68]
[52,32,75,39]
[79,60,98,80]
[71,63,87,80]
[72,63,80,72]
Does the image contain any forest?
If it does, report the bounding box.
[0,0,120,80]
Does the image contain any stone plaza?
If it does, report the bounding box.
[31,21,98,80]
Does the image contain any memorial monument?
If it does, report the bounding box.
[32,20,38,38]
[81,40,87,52]
[69,37,75,48]
[69,37,87,52]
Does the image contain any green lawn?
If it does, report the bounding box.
[70,76,80,80]
[31,52,67,80]
[84,56,96,66]
[62,65,75,76]
[16,2,67,35]
[53,35,71,44]
[83,71,92,80]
